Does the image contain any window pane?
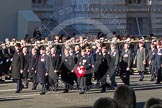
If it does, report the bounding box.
[128,0,142,4]
[32,0,36,3]
[38,0,42,3]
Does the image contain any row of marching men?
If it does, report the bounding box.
[11,42,113,94]
[10,38,162,95]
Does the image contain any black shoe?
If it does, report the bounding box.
[63,90,69,93]
[53,88,58,91]
[155,82,160,84]
[101,89,106,93]
[40,92,45,95]
[20,85,24,91]
[32,86,37,90]
[15,90,20,93]
[79,92,85,94]
[139,78,144,81]
[5,77,11,80]
[150,79,154,81]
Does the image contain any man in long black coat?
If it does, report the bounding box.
[155,42,162,84]
[95,46,111,93]
[48,47,61,91]
[11,43,24,93]
[36,46,50,95]
[109,43,119,88]
[148,43,157,81]
[28,47,38,90]
[22,47,30,88]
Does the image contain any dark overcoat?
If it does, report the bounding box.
[48,54,61,80]
[11,52,24,79]
[59,55,74,85]
[36,54,50,84]
[22,54,30,78]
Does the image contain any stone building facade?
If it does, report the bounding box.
[33,0,162,36]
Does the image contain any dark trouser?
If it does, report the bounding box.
[100,77,107,91]
[96,74,108,91]
[157,69,162,83]
[16,79,23,91]
[45,76,49,90]
[0,64,2,79]
[64,84,69,91]
[41,83,46,93]
[86,73,92,86]
[78,77,87,90]
[23,78,28,88]
[29,72,37,88]
[49,78,58,91]
[110,68,117,87]
[120,70,130,85]
[149,65,156,80]
[139,71,144,79]
[2,62,10,75]
[71,73,78,87]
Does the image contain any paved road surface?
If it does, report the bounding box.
[0,75,162,108]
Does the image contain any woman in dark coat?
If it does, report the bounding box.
[48,47,61,91]
[11,43,24,93]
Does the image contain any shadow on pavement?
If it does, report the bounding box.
[0,97,32,102]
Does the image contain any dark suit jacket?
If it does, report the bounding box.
[11,52,24,79]
[28,54,38,71]
[22,53,30,78]
[148,48,157,66]
[95,53,111,80]
[59,55,74,85]
[48,54,61,80]
[36,54,50,84]
[109,49,120,68]
[120,49,132,70]
[155,49,162,70]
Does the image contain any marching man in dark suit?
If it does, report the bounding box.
[155,42,162,84]
[36,46,50,95]
[11,43,24,93]
[148,43,157,81]
[95,46,111,93]
[48,47,61,91]
[85,46,95,87]
[74,45,81,64]
[22,47,30,88]
[109,43,119,88]
[119,43,132,85]
[28,47,38,90]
